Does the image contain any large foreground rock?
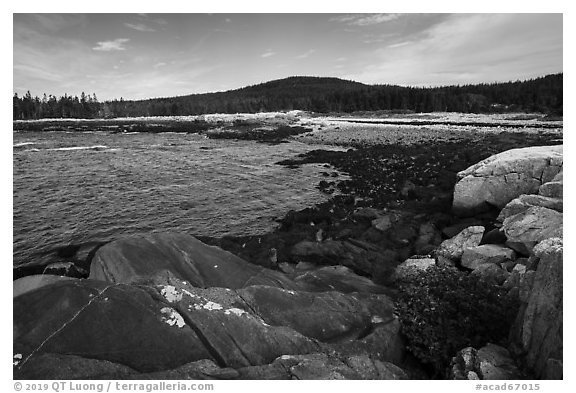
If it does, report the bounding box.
[452,145,562,215]
[509,238,563,379]
[14,275,404,378]
[90,232,295,289]
[14,280,216,373]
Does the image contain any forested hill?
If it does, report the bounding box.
[13,74,562,120]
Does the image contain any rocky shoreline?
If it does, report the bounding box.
[13,116,563,380]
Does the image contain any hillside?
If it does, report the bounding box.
[14,74,563,120]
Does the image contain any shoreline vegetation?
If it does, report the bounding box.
[13,74,563,120]
[13,110,563,380]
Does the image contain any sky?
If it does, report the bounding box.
[13,13,563,101]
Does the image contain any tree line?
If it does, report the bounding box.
[13,73,562,120]
[13,91,101,120]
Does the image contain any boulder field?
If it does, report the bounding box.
[444,144,563,380]
[14,137,562,380]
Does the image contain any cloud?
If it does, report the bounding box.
[342,14,562,86]
[387,41,412,49]
[261,51,276,58]
[92,38,130,51]
[295,49,316,59]
[331,13,401,26]
[124,23,156,32]
[154,62,167,68]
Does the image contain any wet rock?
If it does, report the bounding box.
[291,239,397,278]
[435,226,484,264]
[502,207,562,255]
[452,145,562,215]
[510,238,563,379]
[449,344,523,380]
[353,207,384,221]
[43,261,86,278]
[461,244,516,270]
[371,213,401,232]
[90,232,295,289]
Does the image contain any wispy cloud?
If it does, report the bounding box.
[93,38,130,51]
[13,64,64,82]
[343,14,562,86]
[388,41,412,49]
[154,62,167,68]
[124,23,156,32]
[295,49,316,59]
[261,51,276,58]
[332,13,401,26]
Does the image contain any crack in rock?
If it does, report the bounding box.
[17,283,118,370]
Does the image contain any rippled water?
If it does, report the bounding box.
[13,131,345,267]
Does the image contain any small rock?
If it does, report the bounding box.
[392,257,436,282]
[470,264,510,285]
[461,244,516,270]
[372,216,394,232]
[435,226,485,263]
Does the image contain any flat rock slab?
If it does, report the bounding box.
[14,274,405,379]
[453,145,562,215]
[14,280,215,373]
[90,232,295,289]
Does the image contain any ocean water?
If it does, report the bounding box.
[13,131,345,268]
